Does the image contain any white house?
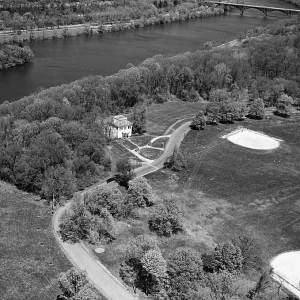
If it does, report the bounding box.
[105,115,132,139]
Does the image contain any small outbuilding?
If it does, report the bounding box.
[105,115,132,139]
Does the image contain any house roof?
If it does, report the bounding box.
[106,115,132,128]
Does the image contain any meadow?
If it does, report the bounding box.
[0,181,70,300]
[145,101,205,135]
[148,114,300,259]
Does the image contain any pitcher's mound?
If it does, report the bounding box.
[222,128,281,150]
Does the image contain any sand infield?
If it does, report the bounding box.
[271,251,300,298]
[222,128,282,150]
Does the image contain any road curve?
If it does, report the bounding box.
[52,121,192,300]
[53,199,136,300]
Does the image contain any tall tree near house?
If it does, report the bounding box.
[132,106,146,134]
[115,157,134,188]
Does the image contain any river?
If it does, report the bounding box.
[0,0,297,103]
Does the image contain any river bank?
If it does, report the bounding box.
[0,5,223,44]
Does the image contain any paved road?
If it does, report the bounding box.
[52,121,192,300]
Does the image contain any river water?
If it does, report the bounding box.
[0,0,297,102]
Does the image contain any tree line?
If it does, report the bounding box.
[0,0,220,31]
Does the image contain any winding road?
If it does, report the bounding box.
[52,121,192,300]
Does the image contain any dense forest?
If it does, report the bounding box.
[0,43,33,69]
[0,17,299,203]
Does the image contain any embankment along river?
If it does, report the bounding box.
[0,0,298,103]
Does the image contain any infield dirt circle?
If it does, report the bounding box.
[222,128,282,150]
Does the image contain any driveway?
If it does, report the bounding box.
[52,121,192,300]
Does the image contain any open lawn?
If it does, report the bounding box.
[147,114,300,259]
[146,101,205,135]
[0,181,70,300]
[138,147,163,160]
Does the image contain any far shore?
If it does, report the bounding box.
[0,6,224,44]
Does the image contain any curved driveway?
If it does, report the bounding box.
[52,121,192,300]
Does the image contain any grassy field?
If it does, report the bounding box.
[147,114,300,259]
[146,101,205,135]
[0,181,70,300]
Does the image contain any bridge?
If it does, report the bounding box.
[206,1,300,16]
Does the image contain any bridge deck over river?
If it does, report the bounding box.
[207,1,300,16]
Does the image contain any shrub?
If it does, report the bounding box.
[167,247,204,300]
[126,177,154,208]
[248,98,265,119]
[84,185,123,217]
[149,199,183,237]
[191,111,206,130]
[202,242,243,273]
[274,93,293,118]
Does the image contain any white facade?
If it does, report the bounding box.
[105,115,132,139]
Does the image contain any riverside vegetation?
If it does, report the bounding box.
[0,0,224,43]
[0,42,34,69]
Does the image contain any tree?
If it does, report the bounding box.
[41,165,76,210]
[89,209,116,244]
[140,249,168,296]
[149,199,183,237]
[275,93,293,118]
[204,270,236,300]
[212,63,232,88]
[126,177,154,208]
[120,235,161,294]
[115,157,134,188]
[232,235,264,272]
[191,111,206,130]
[247,269,272,300]
[202,242,243,273]
[209,88,230,103]
[219,101,235,124]
[167,247,204,300]
[132,106,146,134]
[57,268,102,300]
[72,284,102,300]
[84,185,123,217]
[164,148,186,171]
[58,268,88,298]
[59,201,92,243]
[206,102,220,125]
[248,98,265,119]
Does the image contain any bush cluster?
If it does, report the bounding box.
[0,43,34,70]
[119,234,281,299]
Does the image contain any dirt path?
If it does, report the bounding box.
[52,121,192,300]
